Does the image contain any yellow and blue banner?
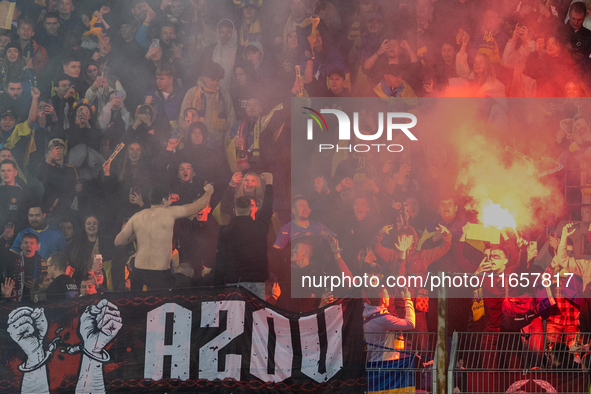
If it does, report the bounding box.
[0,0,15,30]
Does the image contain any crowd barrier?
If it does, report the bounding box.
[365,332,591,394]
[365,332,438,394]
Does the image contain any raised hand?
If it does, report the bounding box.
[460,222,470,242]
[364,247,377,264]
[329,236,342,255]
[382,159,393,174]
[31,87,41,99]
[381,224,394,235]
[475,256,492,275]
[395,234,412,253]
[341,177,354,188]
[7,307,48,362]
[1,277,14,298]
[436,224,450,236]
[562,223,578,238]
[166,137,180,151]
[79,300,122,357]
[203,182,214,194]
[231,172,243,186]
[377,39,390,55]
[260,172,273,185]
[399,40,412,52]
[102,160,111,176]
[2,222,15,240]
[314,176,326,193]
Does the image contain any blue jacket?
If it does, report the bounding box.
[11,225,66,260]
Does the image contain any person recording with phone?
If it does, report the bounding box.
[68,215,113,289]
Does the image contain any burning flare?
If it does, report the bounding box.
[481,202,517,230]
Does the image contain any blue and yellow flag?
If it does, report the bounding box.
[0,0,15,30]
[366,355,416,393]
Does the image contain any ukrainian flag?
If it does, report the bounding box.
[367,354,416,393]
[0,0,15,30]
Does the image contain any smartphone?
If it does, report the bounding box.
[114,91,122,98]
[152,38,160,48]
[529,241,537,251]
[572,222,581,230]
[171,129,180,139]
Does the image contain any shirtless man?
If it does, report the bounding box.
[114,183,213,290]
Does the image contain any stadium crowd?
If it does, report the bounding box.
[1,0,591,369]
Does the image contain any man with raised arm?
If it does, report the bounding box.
[114,183,213,290]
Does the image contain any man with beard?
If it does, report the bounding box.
[274,195,335,250]
[0,79,33,123]
[10,205,65,259]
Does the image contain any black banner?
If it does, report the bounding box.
[0,287,366,393]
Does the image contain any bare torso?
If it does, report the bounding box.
[132,207,176,271]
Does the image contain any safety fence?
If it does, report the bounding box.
[365,332,591,394]
[365,332,438,394]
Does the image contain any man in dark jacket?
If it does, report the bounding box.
[214,172,273,298]
[46,252,79,301]
[173,203,218,282]
[36,138,79,219]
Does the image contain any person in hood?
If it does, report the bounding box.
[363,284,415,363]
[243,41,274,86]
[200,19,240,91]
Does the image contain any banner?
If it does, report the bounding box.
[0,287,366,393]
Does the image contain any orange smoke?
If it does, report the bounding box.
[417,99,564,230]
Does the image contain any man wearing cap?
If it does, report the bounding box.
[327,68,352,97]
[36,138,80,220]
[373,63,418,108]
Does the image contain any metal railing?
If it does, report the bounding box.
[448,332,591,394]
[365,332,438,394]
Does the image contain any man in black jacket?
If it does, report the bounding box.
[215,172,273,299]
[45,252,79,301]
